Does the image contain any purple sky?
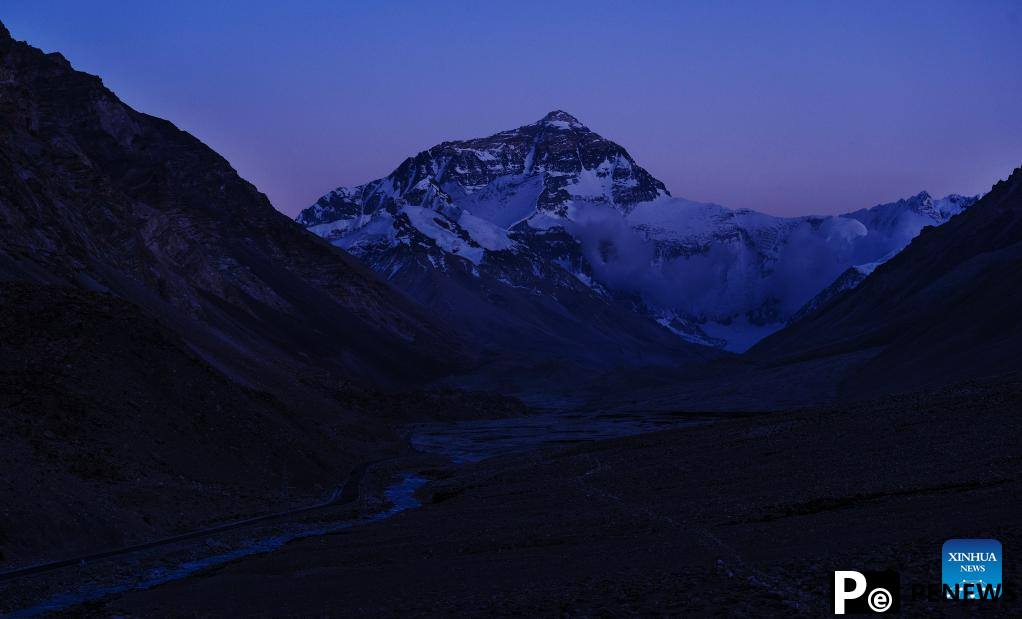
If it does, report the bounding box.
[3,1,1021,217]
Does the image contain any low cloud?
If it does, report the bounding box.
[565,207,927,324]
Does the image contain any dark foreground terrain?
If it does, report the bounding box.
[83,376,1021,617]
[0,281,522,570]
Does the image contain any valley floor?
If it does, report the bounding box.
[89,376,1021,617]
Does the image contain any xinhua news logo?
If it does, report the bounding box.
[943,539,1002,600]
[832,571,899,614]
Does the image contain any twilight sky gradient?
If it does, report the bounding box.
[3,1,1021,217]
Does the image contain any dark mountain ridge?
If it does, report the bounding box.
[0,20,505,567]
[752,166,1022,396]
[0,21,464,387]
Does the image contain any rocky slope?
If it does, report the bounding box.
[299,112,976,352]
[0,282,361,566]
[0,20,493,568]
[0,21,465,387]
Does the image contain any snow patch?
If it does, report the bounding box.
[401,205,484,264]
[458,211,516,252]
[543,119,584,130]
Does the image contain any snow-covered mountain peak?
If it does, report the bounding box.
[889,190,979,221]
[297,114,979,352]
[541,109,580,123]
[907,190,938,215]
[538,110,586,130]
[299,114,671,235]
[842,190,979,231]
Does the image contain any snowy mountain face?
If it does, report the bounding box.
[625,191,977,350]
[298,111,977,352]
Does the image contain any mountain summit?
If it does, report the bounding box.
[541,109,579,121]
[539,109,585,127]
[299,108,668,230]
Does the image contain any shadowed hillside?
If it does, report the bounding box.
[0,20,496,568]
[752,167,1022,397]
